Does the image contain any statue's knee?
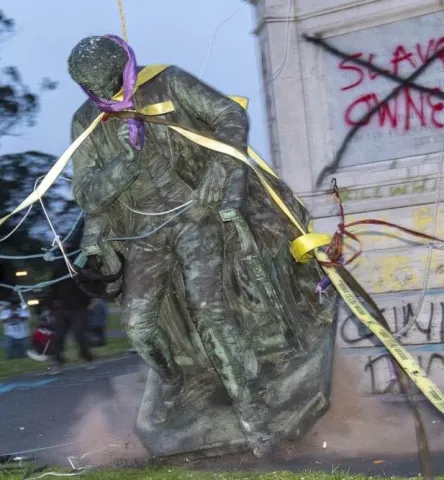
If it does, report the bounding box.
[186,283,224,314]
[191,303,225,332]
[122,302,159,344]
[81,214,111,256]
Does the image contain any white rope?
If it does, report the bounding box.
[248,0,293,106]
[245,0,293,172]
[36,176,77,277]
[394,141,444,338]
[0,205,33,242]
[119,198,194,216]
[24,444,120,480]
[0,174,79,305]
[26,473,83,480]
[265,0,293,86]
[40,212,76,278]
[0,175,73,244]
[67,444,119,470]
[198,7,243,79]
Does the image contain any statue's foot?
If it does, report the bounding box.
[249,430,275,459]
[242,421,275,459]
[151,371,184,425]
[234,400,276,458]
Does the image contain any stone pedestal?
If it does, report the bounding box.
[136,330,335,457]
[246,0,444,402]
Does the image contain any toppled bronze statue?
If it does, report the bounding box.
[68,35,337,458]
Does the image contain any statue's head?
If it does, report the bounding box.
[68,36,127,99]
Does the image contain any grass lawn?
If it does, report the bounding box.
[107,311,122,331]
[0,336,130,380]
[0,467,440,480]
[0,309,129,379]
[0,311,122,337]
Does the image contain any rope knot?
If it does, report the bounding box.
[52,235,61,248]
[43,251,56,262]
[12,287,27,309]
[317,180,363,270]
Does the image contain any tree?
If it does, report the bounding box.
[0,10,57,141]
[0,10,80,298]
[0,9,79,248]
[0,151,81,242]
[0,150,83,298]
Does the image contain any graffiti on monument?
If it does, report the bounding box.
[338,293,444,394]
[320,11,444,170]
[339,300,444,345]
[318,201,444,294]
[338,178,439,202]
[339,37,444,131]
[364,352,444,394]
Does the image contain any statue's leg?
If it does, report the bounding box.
[174,208,273,457]
[121,237,184,423]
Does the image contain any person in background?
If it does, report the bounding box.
[27,307,56,361]
[88,298,108,346]
[1,296,30,360]
[46,254,95,374]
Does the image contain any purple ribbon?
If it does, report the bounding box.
[81,35,145,150]
[315,255,344,294]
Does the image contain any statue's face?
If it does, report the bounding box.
[79,70,123,99]
[68,36,127,99]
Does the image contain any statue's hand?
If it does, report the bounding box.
[117,123,138,162]
[80,214,111,259]
[218,168,246,222]
[195,162,227,205]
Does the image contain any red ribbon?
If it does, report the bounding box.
[320,181,444,268]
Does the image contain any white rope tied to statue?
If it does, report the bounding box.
[119,198,194,216]
[20,444,120,480]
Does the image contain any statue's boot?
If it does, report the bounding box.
[193,309,274,457]
[150,368,184,425]
[233,396,275,458]
[123,301,186,425]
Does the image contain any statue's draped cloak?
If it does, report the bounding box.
[71,66,303,248]
[71,65,336,360]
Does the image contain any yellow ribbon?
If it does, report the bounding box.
[2,64,444,415]
[0,114,105,228]
[290,233,331,263]
[0,64,171,228]
[166,120,444,415]
[316,249,444,414]
[159,100,444,416]
[138,101,174,116]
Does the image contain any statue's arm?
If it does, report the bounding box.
[169,67,249,211]
[169,67,249,151]
[71,117,140,215]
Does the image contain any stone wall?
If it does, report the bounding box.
[247,0,444,397]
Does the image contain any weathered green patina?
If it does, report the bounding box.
[68,36,337,459]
